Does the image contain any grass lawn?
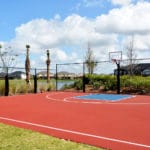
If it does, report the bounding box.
[0,123,103,150]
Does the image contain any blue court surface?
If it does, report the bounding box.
[75,94,133,101]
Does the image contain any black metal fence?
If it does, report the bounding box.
[55,62,84,92]
[55,58,150,95]
[0,58,150,96]
[0,66,56,96]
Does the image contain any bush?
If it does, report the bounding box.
[121,76,150,94]
[73,79,83,90]
[92,81,101,90]
[47,82,55,91]
[85,74,150,94]
[85,74,117,91]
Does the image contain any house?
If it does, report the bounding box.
[37,71,47,79]
[57,71,77,79]
[9,71,26,79]
[0,72,7,79]
[142,69,150,76]
[114,63,150,76]
[37,71,55,79]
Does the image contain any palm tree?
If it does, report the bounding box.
[25,45,30,84]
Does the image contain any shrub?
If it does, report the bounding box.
[47,82,55,91]
[73,79,83,90]
[92,81,101,90]
[84,74,150,94]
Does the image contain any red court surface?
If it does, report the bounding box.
[0,92,150,150]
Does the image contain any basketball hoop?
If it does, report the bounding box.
[109,51,122,64]
[111,59,120,65]
[111,59,117,64]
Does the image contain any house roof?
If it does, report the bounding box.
[0,72,7,77]
[10,71,26,75]
[121,63,150,71]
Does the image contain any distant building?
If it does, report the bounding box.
[37,71,54,79]
[0,71,26,79]
[0,72,7,79]
[114,63,150,76]
[142,69,150,76]
[9,71,26,79]
[57,71,77,79]
[37,70,83,79]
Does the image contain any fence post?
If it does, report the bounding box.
[5,67,9,96]
[56,64,58,91]
[34,68,37,93]
[116,63,120,94]
[83,62,85,93]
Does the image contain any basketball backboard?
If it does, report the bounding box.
[109,51,122,64]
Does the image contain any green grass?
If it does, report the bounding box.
[0,79,56,96]
[0,123,102,150]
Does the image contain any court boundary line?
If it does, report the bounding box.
[46,93,150,105]
[0,116,150,148]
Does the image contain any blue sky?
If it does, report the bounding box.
[0,0,150,73]
[0,0,113,40]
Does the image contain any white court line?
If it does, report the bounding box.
[46,94,102,104]
[0,116,150,149]
[46,94,150,105]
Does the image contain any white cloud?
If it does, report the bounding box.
[1,1,150,71]
[83,0,104,7]
[74,0,104,10]
[54,14,61,20]
[95,1,150,35]
[10,14,116,54]
[131,35,150,51]
[110,0,132,6]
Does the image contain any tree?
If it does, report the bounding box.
[85,43,97,74]
[126,36,137,75]
[0,44,18,73]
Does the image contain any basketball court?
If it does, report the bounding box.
[0,92,150,150]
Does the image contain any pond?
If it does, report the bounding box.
[37,80,74,90]
[56,80,74,90]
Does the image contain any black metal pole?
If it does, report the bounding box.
[34,69,37,93]
[83,62,85,93]
[5,67,9,96]
[56,64,58,91]
[116,62,120,94]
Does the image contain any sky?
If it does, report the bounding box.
[0,0,150,73]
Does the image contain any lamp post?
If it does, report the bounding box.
[46,50,51,83]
